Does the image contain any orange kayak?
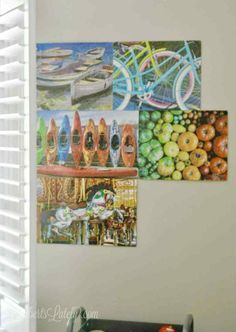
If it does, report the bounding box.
[46,118,58,165]
[82,119,97,166]
[97,117,109,166]
[121,124,136,167]
[71,111,83,166]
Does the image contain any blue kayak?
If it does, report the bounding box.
[58,115,71,163]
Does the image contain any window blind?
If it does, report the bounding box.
[0,0,30,325]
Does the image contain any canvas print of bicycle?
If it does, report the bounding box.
[37,110,138,178]
[37,42,113,111]
[113,41,201,111]
[37,176,137,246]
[138,110,228,181]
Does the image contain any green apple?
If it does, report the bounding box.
[148,146,164,163]
[139,143,152,158]
[151,111,161,122]
[139,129,153,143]
[162,123,173,133]
[162,111,174,123]
[164,142,179,157]
[153,123,162,137]
[172,170,182,180]
[157,131,171,144]
[157,157,175,177]
[139,111,150,123]
[146,121,155,130]
[150,139,161,149]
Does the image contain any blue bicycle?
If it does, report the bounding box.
[113,41,201,110]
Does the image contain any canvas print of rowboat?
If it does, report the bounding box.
[37,176,137,246]
[37,110,138,178]
[113,40,201,111]
[37,42,113,111]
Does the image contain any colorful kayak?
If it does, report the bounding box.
[121,124,136,167]
[58,115,71,164]
[71,111,83,167]
[97,118,109,166]
[83,119,97,166]
[109,120,121,167]
[37,117,46,165]
[46,118,58,165]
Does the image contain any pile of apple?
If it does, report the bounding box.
[138,110,228,181]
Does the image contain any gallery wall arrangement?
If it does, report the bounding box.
[36,41,228,246]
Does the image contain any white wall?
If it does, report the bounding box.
[36,1,236,331]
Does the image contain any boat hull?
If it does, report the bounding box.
[121,124,136,167]
[46,118,58,165]
[37,61,102,83]
[37,48,73,58]
[71,67,112,101]
[85,47,105,60]
[110,120,121,167]
[97,118,109,166]
[71,111,83,166]
[37,117,47,164]
[83,119,97,166]
[58,115,71,163]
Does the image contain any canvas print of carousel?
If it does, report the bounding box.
[37,42,113,111]
[37,177,137,246]
[37,110,138,178]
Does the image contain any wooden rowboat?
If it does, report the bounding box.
[37,47,73,58]
[37,60,102,85]
[58,115,71,164]
[121,124,136,167]
[71,111,83,167]
[97,118,109,166]
[37,117,46,165]
[85,47,105,60]
[83,119,97,166]
[109,120,120,167]
[71,65,112,101]
[46,118,58,165]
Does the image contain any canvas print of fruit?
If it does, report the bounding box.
[37,110,138,178]
[37,42,113,111]
[138,110,228,181]
[37,176,137,246]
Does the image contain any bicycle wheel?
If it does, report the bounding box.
[113,58,132,111]
[139,50,194,109]
[175,58,201,110]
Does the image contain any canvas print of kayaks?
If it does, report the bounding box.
[37,110,138,178]
[37,42,113,111]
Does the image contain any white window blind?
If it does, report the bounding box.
[0,0,32,330]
